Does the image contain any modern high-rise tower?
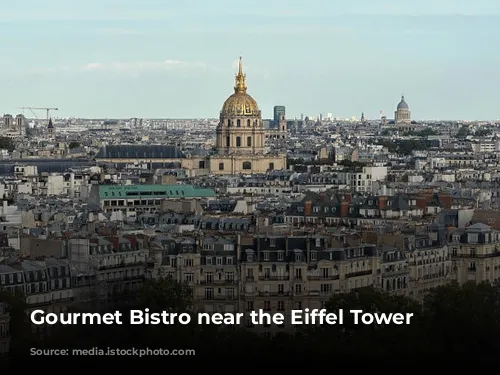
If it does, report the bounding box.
[273,106,285,127]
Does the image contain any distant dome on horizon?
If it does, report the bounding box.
[397,95,409,110]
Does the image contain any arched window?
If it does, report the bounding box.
[247,119,251,127]
[236,137,241,147]
[247,137,251,147]
[237,119,241,127]
[269,162,274,170]
[242,161,252,170]
[227,119,231,126]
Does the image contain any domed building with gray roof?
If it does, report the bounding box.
[394,95,414,132]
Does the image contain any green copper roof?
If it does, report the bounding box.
[99,184,215,199]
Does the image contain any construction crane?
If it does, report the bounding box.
[19,107,58,120]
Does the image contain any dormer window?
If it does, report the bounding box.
[263,252,270,261]
[248,254,253,262]
[295,253,302,262]
[368,200,373,205]
[310,251,317,261]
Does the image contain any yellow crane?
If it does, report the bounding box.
[19,107,58,120]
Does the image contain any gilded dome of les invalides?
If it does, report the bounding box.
[221,57,260,117]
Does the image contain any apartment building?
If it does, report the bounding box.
[0,302,9,359]
[449,223,500,285]
[149,234,381,334]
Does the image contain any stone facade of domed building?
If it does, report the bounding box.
[394,95,415,132]
[209,57,287,175]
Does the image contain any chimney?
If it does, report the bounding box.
[379,196,388,210]
[340,201,349,217]
[438,194,452,209]
[304,200,312,216]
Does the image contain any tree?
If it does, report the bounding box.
[423,281,500,357]
[0,137,15,152]
[457,126,471,137]
[68,141,81,149]
[297,287,426,360]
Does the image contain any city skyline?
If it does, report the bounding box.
[1,0,500,120]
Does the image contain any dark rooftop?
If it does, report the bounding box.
[95,145,186,159]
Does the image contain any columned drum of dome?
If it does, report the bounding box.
[216,57,265,155]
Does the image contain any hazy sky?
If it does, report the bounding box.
[1,0,499,120]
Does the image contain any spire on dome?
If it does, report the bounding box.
[234,56,247,94]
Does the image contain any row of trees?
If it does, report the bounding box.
[3,280,500,366]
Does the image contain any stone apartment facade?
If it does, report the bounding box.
[148,229,453,334]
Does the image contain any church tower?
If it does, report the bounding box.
[47,118,55,138]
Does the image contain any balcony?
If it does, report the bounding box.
[257,291,291,297]
[202,295,237,301]
[308,275,340,280]
[346,270,372,278]
[200,279,236,285]
[258,276,288,281]
[97,262,145,270]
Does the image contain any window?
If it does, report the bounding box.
[236,137,241,147]
[243,161,252,170]
[277,301,285,311]
[248,254,253,262]
[226,257,233,265]
[320,284,332,293]
[263,252,270,261]
[184,273,194,282]
[206,257,213,265]
[219,163,224,171]
[205,288,214,299]
[269,162,274,170]
[310,251,317,261]
[216,257,223,265]
[277,252,284,261]
[198,160,205,169]
[237,119,241,127]
[247,136,251,147]
[247,119,251,127]
[226,136,230,147]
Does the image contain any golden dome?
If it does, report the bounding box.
[221,57,260,117]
